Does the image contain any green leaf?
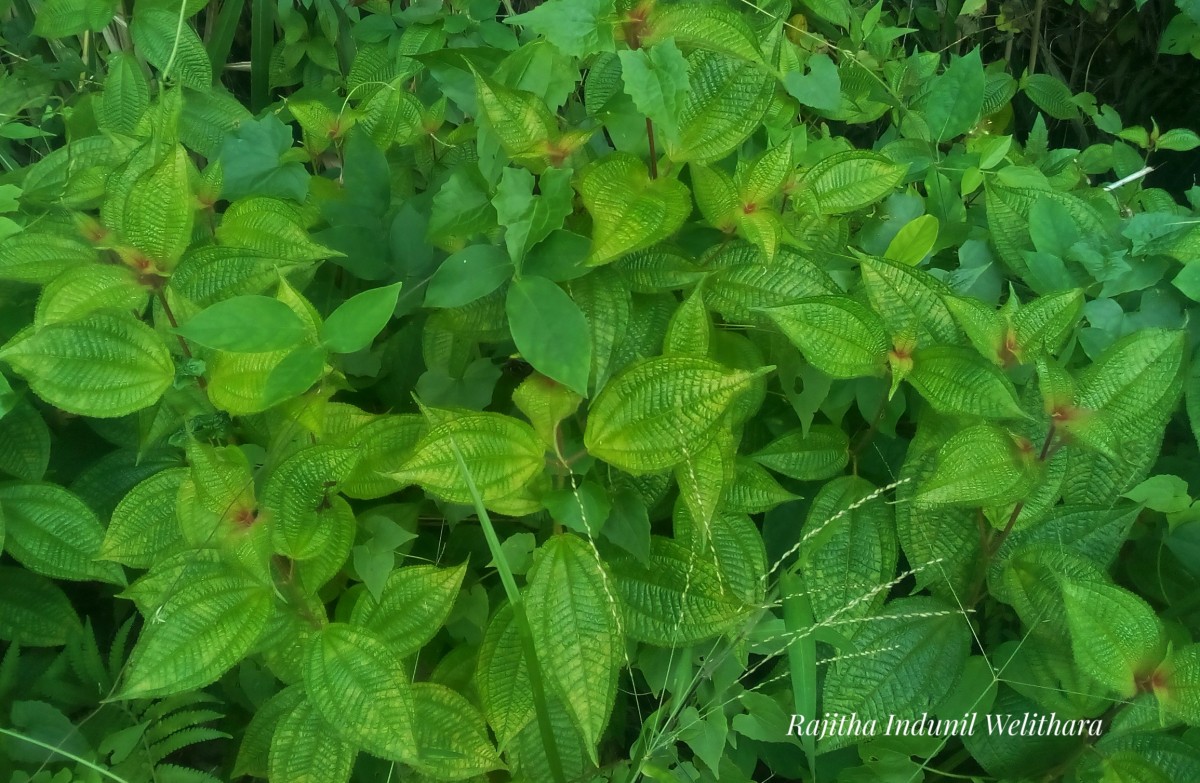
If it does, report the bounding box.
[1066,328,1186,439]
[350,563,466,656]
[783,53,841,112]
[117,145,194,269]
[799,476,897,632]
[584,356,769,473]
[32,0,114,37]
[762,297,890,379]
[219,116,309,202]
[1156,128,1200,152]
[618,38,690,142]
[1061,579,1166,697]
[477,604,535,748]
[918,424,1036,506]
[884,214,939,266]
[907,345,1028,419]
[320,282,402,353]
[797,151,907,214]
[859,254,959,344]
[820,597,970,751]
[0,566,81,647]
[1157,644,1200,725]
[922,48,984,141]
[391,410,545,506]
[411,683,504,778]
[263,446,358,560]
[543,482,612,535]
[724,458,798,513]
[610,537,753,645]
[507,276,592,396]
[269,698,357,783]
[100,468,188,568]
[644,2,764,63]
[581,152,692,266]
[177,295,308,352]
[675,504,766,605]
[493,167,574,264]
[526,534,622,761]
[670,51,774,164]
[0,482,124,584]
[0,312,174,418]
[474,72,558,164]
[98,53,150,134]
[1011,289,1084,358]
[750,424,849,481]
[303,623,417,761]
[1022,74,1078,120]
[425,245,514,309]
[118,566,273,699]
[507,0,616,58]
[130,8,213,91]
[0,230,97,284]
[0,402,50,481]
[34,264,147,328]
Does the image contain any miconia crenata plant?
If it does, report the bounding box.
[3,0,1200,782]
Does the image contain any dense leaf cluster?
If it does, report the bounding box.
[2,1,1200,782]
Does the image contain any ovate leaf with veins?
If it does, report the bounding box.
[796,151,907,215]
[762,297,890,379]
[526,534,622,763]
[751,424,849,481]
[0,311,175,418]
[118,145,194,269]
[477,604,535,748]
[129,8,212,91]
[390,410,545,505]
[268,698,357,783]
[918,424,1036,507]
[100,467,188,568]
[411,683,504,779]
[117,566,274,699]
[581,152,691,266]
[610,537,752,645]
[0,482,125,584]
[670,51,774,164]
[474,72,558,166]
[350,563,467,655]
[1061,579,1166,697]
[820,597,970,751]
[303,623,417,761]
[907,345,1028,419]
[584,356,770,472]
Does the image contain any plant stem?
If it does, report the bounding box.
[1028,0,1045,74]
[645,117,658,179]
[155,289,209,390]
[990,425,1056,556]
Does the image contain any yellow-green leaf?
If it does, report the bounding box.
[584,356,769,473]
[526,534,622,762]
[762,296,890,379]
[302,623,417,761]
[391,410,545,506]
[0,312,174,418]
[581,152,691,266]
